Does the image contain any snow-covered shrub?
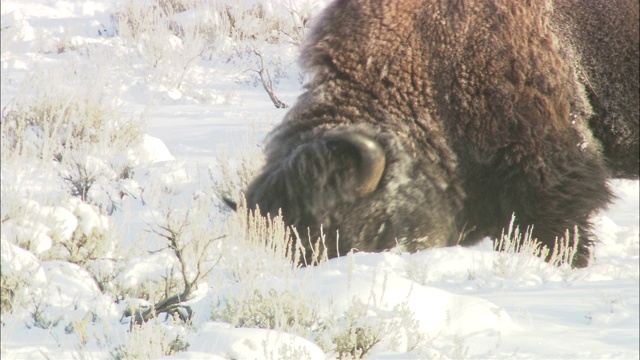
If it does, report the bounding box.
[113,0,209,90]
[210,252,426,358]
[0,64,144,260]
[215,156,330,270]
[116,251,183,304]
[548,226,582,268]
[223,204,301,280]
[0,236,47,313]
[114,185,226,325]
[111,318,190,359]
[212,288,321,337]
[492,216,550,278]
[323,297,425,359]
[1,67,141,162]
[492,214,582,280]
[0,54,146,350]
[1,64,144,212]
[329,299,384,359]
[220,0,321,46]
[209,146,264,215]
[0,191,123,316]
[43,199,113,264]
[110,0,321,101]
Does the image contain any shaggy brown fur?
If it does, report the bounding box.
[553,0,639,178]
[244,0,639,267]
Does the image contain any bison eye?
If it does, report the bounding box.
[324,131,386,195]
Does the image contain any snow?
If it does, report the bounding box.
[1,1,638,359]
[170,323,326,360]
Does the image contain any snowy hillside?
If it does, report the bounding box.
[1,1,638,359]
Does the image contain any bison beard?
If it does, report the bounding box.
[242,0,639,268]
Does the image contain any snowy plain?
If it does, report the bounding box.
[1,0,638,359]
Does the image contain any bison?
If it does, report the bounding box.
[241,0,639,267]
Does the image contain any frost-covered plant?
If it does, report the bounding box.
[492,214,582,278]
[264,340,318,360]
[221,0,319,46]
[25,295,64,330]
[1,187,115,267]
[210,267,425,358]
[0,62,144,323]
[450,334,470,360]
[110,0,319,100]
[1,68,141,162]
[113,0,209,89]
[44,199,114,266]
[55,26,82,54]
[548,226,581,268]
[330,300,383,359]
[492,215,551,278]
[212,288,322,337]
[121,188,224,325]
[0,236,45,313]
[1,63,144,215]
[0,275,18,313]
[327,299,425,359]
[209,145,264,214]
[213,149,328,271]
[111,318,190,359]
[0,190,119,309]
[222,203,300,281]
[60,153,121,213]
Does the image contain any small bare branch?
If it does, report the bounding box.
[130,209,226,325]
[253,49,288,109]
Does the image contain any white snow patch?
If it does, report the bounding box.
[177,322,325,360]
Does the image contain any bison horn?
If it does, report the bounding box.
[325,131,386,195]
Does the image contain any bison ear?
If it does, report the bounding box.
[324,131,386,195]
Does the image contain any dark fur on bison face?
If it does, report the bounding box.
[245,126,462,259]
[243,0,639,267]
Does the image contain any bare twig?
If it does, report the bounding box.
[130,215,225,325]
[252,49,288,109]
[279,5,310,46]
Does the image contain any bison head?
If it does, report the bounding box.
[243,125,461,260]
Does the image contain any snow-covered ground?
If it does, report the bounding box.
[1,1,638,359]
